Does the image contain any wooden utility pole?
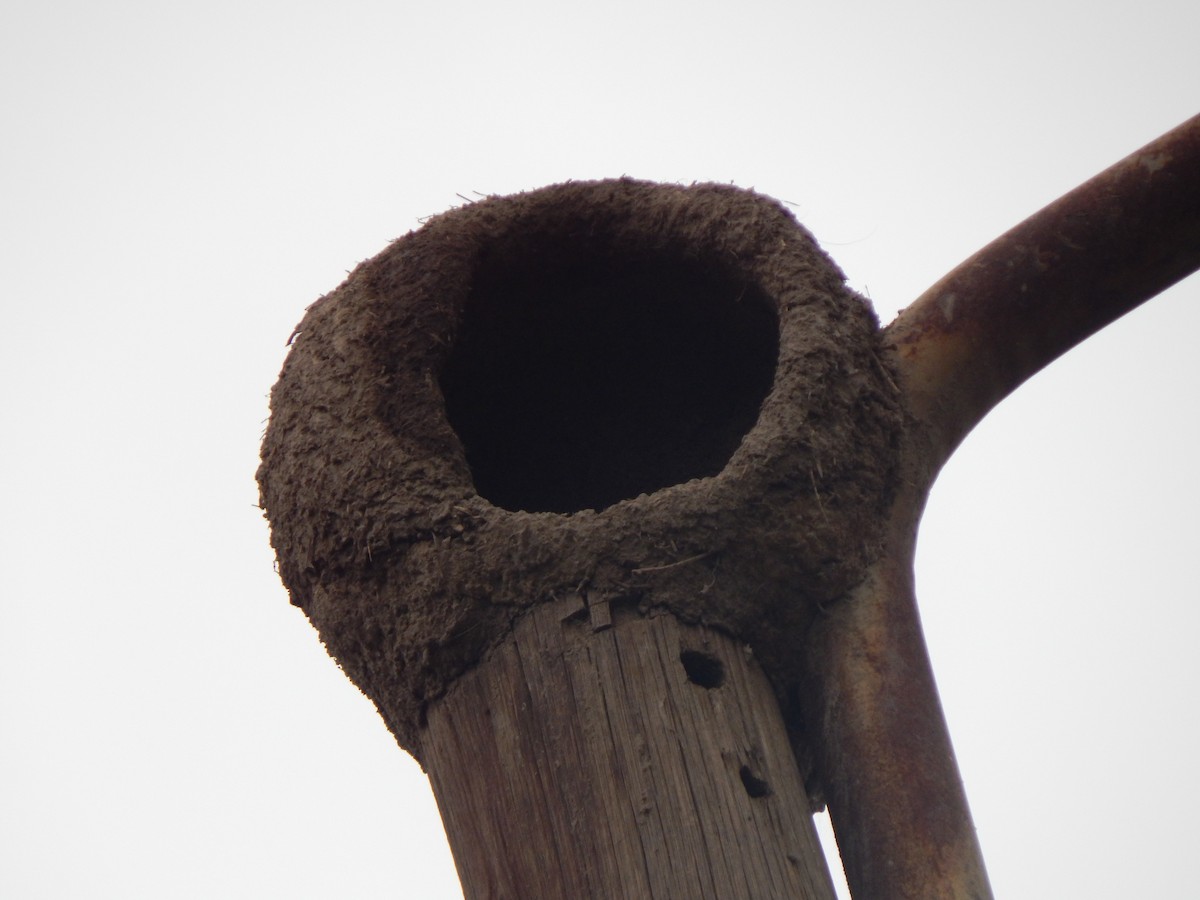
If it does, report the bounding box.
[423,603,835,898]
[259,114,1200,898]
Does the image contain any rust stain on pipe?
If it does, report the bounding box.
[886,113,1200,469]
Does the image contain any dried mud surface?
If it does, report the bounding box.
[257,179,902,760]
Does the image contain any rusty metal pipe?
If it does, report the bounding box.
[801,114,1200,898]
[886,112,1200,472]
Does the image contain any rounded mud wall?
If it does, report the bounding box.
[258,179,901,758]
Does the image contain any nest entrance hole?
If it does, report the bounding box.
[439,247,779,514]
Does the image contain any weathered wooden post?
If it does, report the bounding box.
[258,113,1200,899]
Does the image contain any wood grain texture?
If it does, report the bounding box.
[422,598,836,899]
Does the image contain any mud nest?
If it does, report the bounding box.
[258,179,902,759]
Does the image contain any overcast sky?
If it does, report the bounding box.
[2,2,1197,897]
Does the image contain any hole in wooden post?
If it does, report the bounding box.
[739,765,772,799]
[680,649,726,688]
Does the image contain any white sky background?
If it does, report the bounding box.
[2,1,1197,897]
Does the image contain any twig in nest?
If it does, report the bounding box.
[631,551,715,575]
[870,348,901,394]
[810,469,830,525]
